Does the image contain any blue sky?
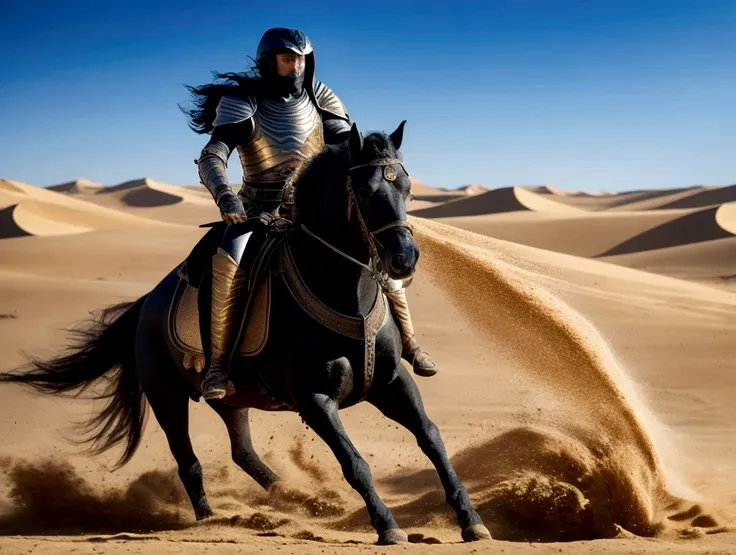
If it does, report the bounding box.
[0,0,733,191]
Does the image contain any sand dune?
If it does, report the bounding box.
[409,179,487,198]
[48,178,104,194]
[183,184,217,199]
[0,179,176,239]
[538,185,592,197]
[59,177,214,208]
[568,183,734,212]
[0,202,95,238]
[408,177,449,197]
[421,209,695,257]
[379,178,485,212]
[50,177,221,225]
[429,203,736,259]
[716,201,736,233]
[2,179,153,214]
[605,186,714,212]
[1,179,108,208]
[529,186,704,211]
[538,185,622,197]
[95,178,213,207]
[405,177,468,211]
[410,186,583,218]
[603,235,736,287]
[599,203,736,256]
[441,184,488,195]
[654,184,736,210]
[404,180,736,265]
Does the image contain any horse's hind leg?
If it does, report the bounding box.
[137,345,213,520]
[208,404,280,490]
[299,392,407,545]
[368,367,491,542]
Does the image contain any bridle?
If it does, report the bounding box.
[300,156,414,289]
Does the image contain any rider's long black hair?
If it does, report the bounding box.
[178,63,264,135]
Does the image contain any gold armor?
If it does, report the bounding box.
[212,90,327,208]
[237,92,325,182]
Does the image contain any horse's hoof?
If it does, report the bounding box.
[266,480,284,494]
[462,524,492,542]
[195,508,214,521]
[194,500,215,521]
[377,528,409,545]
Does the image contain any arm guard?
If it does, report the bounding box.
[197,95,255,205]
[197,140,233,205]
[196,118,252,205]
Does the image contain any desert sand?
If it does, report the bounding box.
[0,176,734,555]
[410,180,736,289]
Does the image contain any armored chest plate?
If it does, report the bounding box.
[237,91,324,182]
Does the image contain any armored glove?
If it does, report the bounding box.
[218,191,248,224]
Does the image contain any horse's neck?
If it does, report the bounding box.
[288,227,377,317]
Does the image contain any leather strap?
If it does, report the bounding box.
[276,240,387,398]
[349,157,406,173]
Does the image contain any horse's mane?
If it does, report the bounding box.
[291,143,349,226]
[291,131,400,226]
[178,65,263,135]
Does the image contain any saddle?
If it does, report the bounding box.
[168,219,289,372]
[168,218,388,401]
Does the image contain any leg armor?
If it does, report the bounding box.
[200,222,254,399]
[384,285,439,377]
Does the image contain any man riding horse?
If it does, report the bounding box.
[183,27,439,400]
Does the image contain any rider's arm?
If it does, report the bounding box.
[196,120,252,207]
[322,112,352,145]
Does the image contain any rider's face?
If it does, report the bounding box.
[275,53,305,77]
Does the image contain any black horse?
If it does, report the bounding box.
[0,123,491,545]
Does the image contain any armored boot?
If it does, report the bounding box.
[201,248,248,400]
[385,287,438,377]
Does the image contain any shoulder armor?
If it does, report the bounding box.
[313,80,348,120]
[213,94,257,127]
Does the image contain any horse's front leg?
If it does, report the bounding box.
[368,366,492,542]
[298,390,407,545]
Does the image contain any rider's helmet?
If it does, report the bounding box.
[255,28,316,97]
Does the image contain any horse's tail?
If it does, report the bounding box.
[0,294,149,469]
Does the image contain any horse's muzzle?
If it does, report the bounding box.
[382,228,419,280]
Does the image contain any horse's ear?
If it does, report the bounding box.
[389,120,406,150]
[348,122,363,156]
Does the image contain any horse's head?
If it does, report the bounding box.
[345,121,419,280]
